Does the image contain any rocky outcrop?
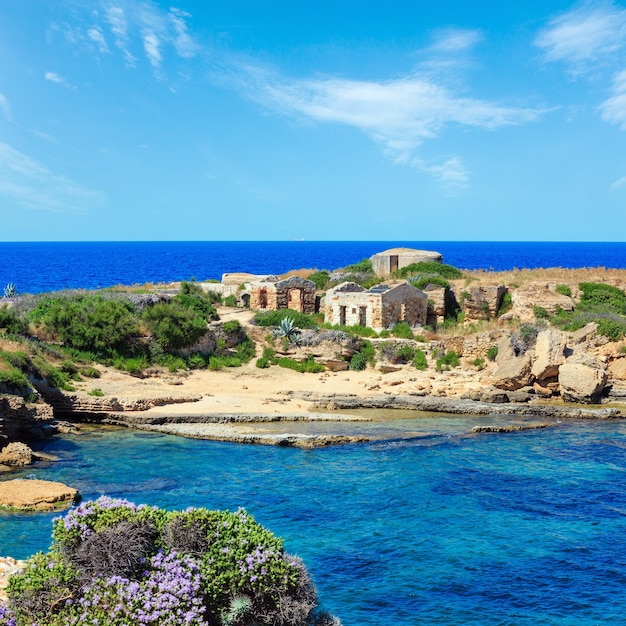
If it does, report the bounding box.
[531,328,568,381]
[0,442,33,467]
[511,283,575,322]
[559,358,608,403]
[0,479,79,511]
[0,395,55,441]
[0,557,25,603]
[492,350,534,391]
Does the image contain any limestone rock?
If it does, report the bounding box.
[0,479,80,511]
[567,322,598,346]
[0,442,33,467]
[609,358,626,380]
[559,358,608,403]
[511,283,574,322]
[492,350,534,391]
[0,556,25,603]
[531,328,568,381]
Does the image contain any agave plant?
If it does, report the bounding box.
[272,316,302,347]
[3,282,17,298]
[222,594,253,626]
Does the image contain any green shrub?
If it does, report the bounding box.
[113,355,149,376]
[3,497,335,626]
[414,334,427,343]
[394,345,417,363]
[275,355,325,373]
[222,320,242,334]
[533,305,549,319]
[579,282,626,310]
[410,276,450,290]
[28,295,139,358]
[413,349,428,370]
[597,318,626,341]
[556,284,572,297]
[321,323,378,338]
[87,387,104,397]
[345,258,373,273]
[32,358,75,391]
[142,302,207,351]
[79,366,100,378]
[395,261,462,280]
[391,322,414,339]
[349,352,367,371]
[307,270,331,290]
[486,346,498,361]
[256,357,270,368]
[472,357,486,370]
[223,295,238,307]
[0,306,28,336]
[435,350,460,372]
[0,367,29,391]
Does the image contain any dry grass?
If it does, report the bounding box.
[278,268,318,280]
[461,267,626,287]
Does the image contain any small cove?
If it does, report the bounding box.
[2,415,626,625]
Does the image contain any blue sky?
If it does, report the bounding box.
[1,0,625,241]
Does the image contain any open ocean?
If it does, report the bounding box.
[2,240,626,294]
[2,241,626,625]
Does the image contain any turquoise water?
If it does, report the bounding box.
[2,417,626,625]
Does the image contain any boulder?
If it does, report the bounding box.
[0,442,33,467]
[492,350,534,391]
[0,479,80,511]
[559,358,608,403]
[609,358,626,380]
[511,283,574,322]
[531,328,568,381]
[459,285,506,320]
[567,322,598,346]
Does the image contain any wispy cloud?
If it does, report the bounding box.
[429,28,483,53]
[535,1,626,73]
[0,141,105,213]
[610,174,626,190]
[226,63,543,190]
[600,69,626,127]
[45,71,73,88]
[0,93,11,122]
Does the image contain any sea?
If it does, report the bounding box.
[1,241,626,625]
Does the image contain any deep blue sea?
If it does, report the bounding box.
[2,417,626,626]
[2,240,626,295]
[2,241,626,624]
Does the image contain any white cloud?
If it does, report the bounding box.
[169,8,198,59]
[87,26,110,55]
[142,30,162,68]
[535,2,626,73]
[610,174,626,190]
[430,28,483,53]
[105,5,136,65]
[228,63,543,188]
[0,142,105,213]
[44,71,73,89]
[0,93,11,121]
[600,69,626,128]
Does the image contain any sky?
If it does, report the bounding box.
[0,1,625,241]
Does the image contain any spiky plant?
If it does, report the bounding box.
[3,282,17,298]
[222,594,253,626]
[272,316,302,347]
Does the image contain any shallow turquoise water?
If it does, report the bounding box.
[2,417,626,625]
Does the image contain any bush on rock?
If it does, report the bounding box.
[1,497,340,626]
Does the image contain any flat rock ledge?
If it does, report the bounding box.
[0,479,80,511]
[304,393,623,420]
[471,423,555,434]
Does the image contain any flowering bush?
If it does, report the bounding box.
[1,497,340,626]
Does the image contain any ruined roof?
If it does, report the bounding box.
[371,247,442,258]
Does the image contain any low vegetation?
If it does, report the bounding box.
[0,497,339,626]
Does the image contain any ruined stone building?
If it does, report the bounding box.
[370,247,443,278]
[248,276,317,313]
[324,281,428,331]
